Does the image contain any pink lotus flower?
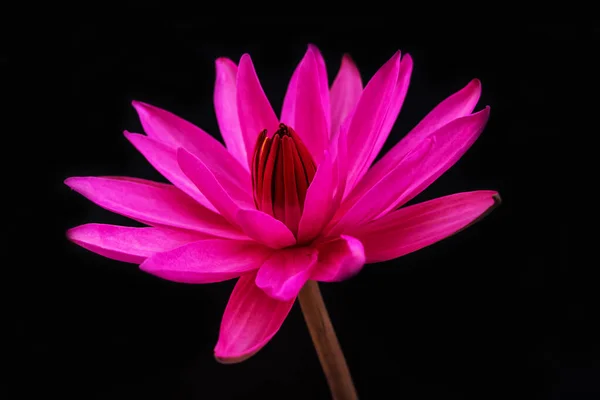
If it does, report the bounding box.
[66,45,499,363]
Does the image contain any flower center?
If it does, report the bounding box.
[251,123,316,235]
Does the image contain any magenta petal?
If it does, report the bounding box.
[280,59,300,126]
[255,247,318,301]
[374,54,414,157]
[124,132,217,212]
[344,51,401,193]
[131,101,251,193]
[291,47,329,163]
[65,176,245,239]
[330,54,362,137]
[328,108,490,235]
[355,78,482,198]
[308,44,330,130]
[237,54,279,162]
[312,235,366,282]
[235,209,296,249]
[67,223,205,264]
[353,191,500,263]
[214,272,295,363]
[177,148,251,225]
[139,239,272,283]
[297,150,337,243]
[214,57,248,168]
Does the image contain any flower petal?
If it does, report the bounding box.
[214,271,295,363]
[237,54,280,163]
[374,53,414,158]
[353,78,482,199]
[139,239,272,283]
[344,51,401,194]
[297,121,349,243]
[235,209,296,249]
[352,191,501,263]
[177,148,252,226]
[124,131,217,212]
[291,47,329,163]
[297,150,337,243]
[280,60,300,126]
[214,57,248,169]
[255,247,318,301]
[327,108,490,235]
[311,235,366,282]
[330,54,362,137]
[66,223,205,264]
[308,44,331,130]
[65,176,245,239]
[131,101,251,192]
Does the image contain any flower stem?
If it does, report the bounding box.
[298,280,358,400]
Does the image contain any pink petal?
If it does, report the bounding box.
[236,54,279,163]
[65,176,246,240]
[311,235,366,282]
[214,271,295,363]
[328,108,490,235]
[352,191,501,263]
[297,150,337,243]
[344,51,401,194]
[374,54,414,158]
[235,209,296,249]
[177,148,252,226]
[297,122,349,243]
[330,54,362,137]
[280,56,300,126]
[255,247,318,301]
[214,57,248,169]
[354,78,482,199]
[290,47,329,163]
[308,44,331,130]
[67,223,205,264]
[124,131,217,212]
[131,101,251,193]
[139,239,272,283]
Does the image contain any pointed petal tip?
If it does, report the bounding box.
[401,53,414,66]
[466,78,482,95]
[64,176,81,189]
[341,53,355,64]
[215,57,237,70]
[214,349,259,364]
[239,53,252,65]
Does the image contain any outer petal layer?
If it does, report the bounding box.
[131,101,250,191]
[214,57,248,168]
[344,51,401,194]
[290,47,329,163]
[235,209,296,249]
[215,272,295,363]
[352,191,500,263]
[124,131,217,212]
[353,79,482,199]
[67,223,205,264]
[311,235,366,282]
[65,176,245,239]
[237,54,280,164]
[255,247,318,301]
[329,54,362,137]
[328,107,490,235]
[139,239,272,283]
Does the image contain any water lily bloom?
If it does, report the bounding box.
[66,45,499,363]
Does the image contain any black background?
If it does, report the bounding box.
[8,17,587,399]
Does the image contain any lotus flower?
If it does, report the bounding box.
[66,45,499,363]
